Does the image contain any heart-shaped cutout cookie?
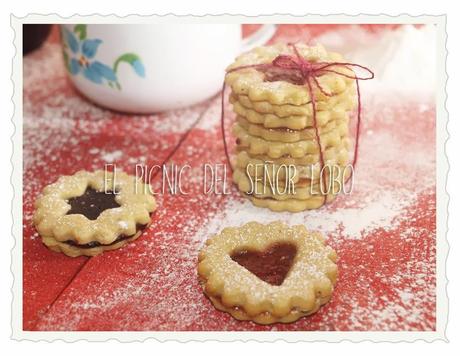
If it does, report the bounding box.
[230,242,297,286]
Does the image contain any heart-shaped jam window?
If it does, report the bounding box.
[67,188,120,220]
[230,242,297,286]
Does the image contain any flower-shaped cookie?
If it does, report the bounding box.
[233,121,349,159]
[230,89,355,129]
[236,113,349,143]
[33,170,157,257]
[198,221,338,324]
[225,43,355,106]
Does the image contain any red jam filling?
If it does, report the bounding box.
[230,242,297,286]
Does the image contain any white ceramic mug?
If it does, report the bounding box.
[60,24,276,113]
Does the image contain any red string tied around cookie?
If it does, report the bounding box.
[221,43,374,204]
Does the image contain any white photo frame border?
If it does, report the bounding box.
[10,13,448,342]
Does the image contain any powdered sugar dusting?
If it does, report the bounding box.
[315,25,436,95]
[275,24,436,95]
[25,25,436,332]
[193,190,412,243]
[33,89,436,331]
[22,36,213,329]
[22,41,210,210]
[100,150,123,162]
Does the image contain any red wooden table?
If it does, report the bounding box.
[23,24,436,331]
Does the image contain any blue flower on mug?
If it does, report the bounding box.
[61,25,145,90]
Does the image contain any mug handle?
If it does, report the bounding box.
[241,24,277,52]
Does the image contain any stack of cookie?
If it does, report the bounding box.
[225,44,356,212]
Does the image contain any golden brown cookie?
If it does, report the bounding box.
[236,113,349,143]
[225,44,355,106]
[236,145,350,183]
[236,137,349,166]
[233,163,352,201]
[234,121,349,158]
[198,221,338,324]
[230,89,355,128]
[33,170,157,257]
[247,194,339,212]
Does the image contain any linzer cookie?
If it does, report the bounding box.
[225,44,354,105]
[233,164,351,197]
[33,170,157,257]
[236,147,351,184]
[230,90,355,128]
[223,43,373,211]
[233,122,349,158]
[236,113,349,143]
[237,137,351,166]
[198,221,338,324]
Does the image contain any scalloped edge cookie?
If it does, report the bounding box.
[247,193,338,212]
[236,113,349,143]
[40,229,148,258]
[225,43,355,106]
[234,121,349,158]
[198,221,338,324]
[33,170,157,257]
[233,163,352,201]
[236,136,350,166]
[230,88,355,127]
[236,145,350,183]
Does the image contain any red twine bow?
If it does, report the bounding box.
[221,43,374,202]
